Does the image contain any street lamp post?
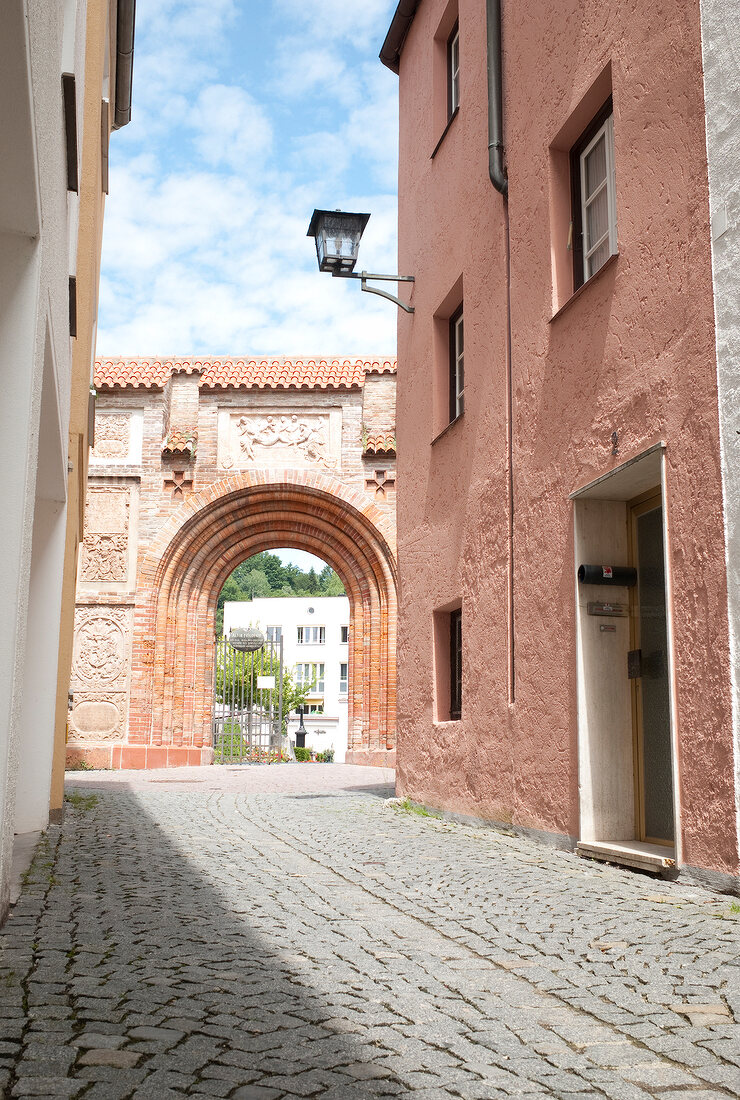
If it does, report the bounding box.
[295,705,308,749]
[306,209,415,313]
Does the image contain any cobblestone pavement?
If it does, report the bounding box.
[0,764,738,1100]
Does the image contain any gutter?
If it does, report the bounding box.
[380,0,420,73]
[113,0,136,129]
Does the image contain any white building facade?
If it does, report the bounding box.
[224,596,351,761]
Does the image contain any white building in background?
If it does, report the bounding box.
[223,596,350,761]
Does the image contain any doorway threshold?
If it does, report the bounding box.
[577,839,676,874]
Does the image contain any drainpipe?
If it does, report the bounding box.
[487,0,514,703]
[486,0,507,195]
[113,0,136,130]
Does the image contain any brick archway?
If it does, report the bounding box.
[128,470,397,767]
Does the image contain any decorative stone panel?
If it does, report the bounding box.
[218,408,342,471]
[80,487,130,582]
[68,692,127,741]
[90,409,144,465]
[91,414,130,459]
[72,607,131,689]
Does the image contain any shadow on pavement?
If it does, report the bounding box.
[0,788,405,1098]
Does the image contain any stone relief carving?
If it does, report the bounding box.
[72,608,130,689]
[80,535,128,581]
[221,411,339,471]
[92,415,130,459]
[80,487,130,583]
[68,693,126,741]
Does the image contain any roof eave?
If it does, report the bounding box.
[379,0,421,73]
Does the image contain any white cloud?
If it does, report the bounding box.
[191,85,273,172]
[272,0,397,49]
[98,0,399,357]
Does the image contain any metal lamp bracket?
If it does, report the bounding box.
[343,271,415,313]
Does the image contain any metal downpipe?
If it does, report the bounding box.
[486,0,508,195]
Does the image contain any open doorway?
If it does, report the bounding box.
[216,548,350,762]
[572,445,678,874]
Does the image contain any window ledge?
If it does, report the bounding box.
[550,252,619,323]
[433,718,462,729]
[431,107,459,160]
[431,413,463,446]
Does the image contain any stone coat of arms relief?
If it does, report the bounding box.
[219,409,341,471]
[69,607,131,741]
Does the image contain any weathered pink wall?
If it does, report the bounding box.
[394,0,737,876]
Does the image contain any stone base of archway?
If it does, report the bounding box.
[66,743,396,771]
[345,750,396,768]
[66,743,216,771]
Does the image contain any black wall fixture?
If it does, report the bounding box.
[578,564,637,587]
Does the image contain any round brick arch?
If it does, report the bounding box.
[128,470,397,766]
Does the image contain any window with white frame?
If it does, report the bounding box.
[447,23,460,119]
[340,625,349,644]
[339,663,348,694]
[297,625,325,644]
[570,100,617,290]
[295,663,325,693]
[265,625,282,643]
[449,305,464,422]
[306,703,324,715]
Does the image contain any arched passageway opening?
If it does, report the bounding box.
[129,472,397,766]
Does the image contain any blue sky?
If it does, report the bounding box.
[97,0,400,356]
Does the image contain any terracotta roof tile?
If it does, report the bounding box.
[162,429,197,457]
[94,357,397,391]
[363,430,397,456]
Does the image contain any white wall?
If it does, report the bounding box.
[0,0,78,918]
[700,0,740,854]
[224,596,350,761]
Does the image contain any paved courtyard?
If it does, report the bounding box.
[0,764,738,1099]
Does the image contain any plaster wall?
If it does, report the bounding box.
[699,0,740,865]
[0,0,78,917]
[394,0,736,877]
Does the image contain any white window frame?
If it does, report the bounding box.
[265,625,282,643]
[340,625,349,644]
[295,662,325,694]
[297,625,325,645]
[448,25,460,118]
[579,114,617,282]
[339,662,348,695]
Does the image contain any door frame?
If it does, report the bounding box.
[571,443,682,861]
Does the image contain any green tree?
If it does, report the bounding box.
[321,570,345,596]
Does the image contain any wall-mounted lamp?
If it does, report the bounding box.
[307,208,415,313]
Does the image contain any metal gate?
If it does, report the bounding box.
[212,630,285,764]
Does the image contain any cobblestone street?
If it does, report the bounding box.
[0,764,738,1099]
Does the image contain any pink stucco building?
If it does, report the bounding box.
[381,0,739,890]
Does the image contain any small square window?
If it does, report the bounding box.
[570,99,617,291]
[266,625,282,643]
[447,23,460,118]
[449,305,464,422]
